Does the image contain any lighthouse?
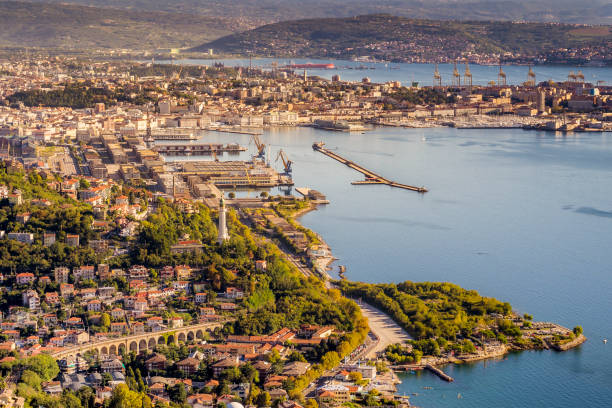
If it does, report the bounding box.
[217,197,229,243]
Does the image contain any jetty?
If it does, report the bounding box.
[312,142,427,193]
[204,127,263,136]
[425,364,454,382]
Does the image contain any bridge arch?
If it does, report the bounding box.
[158,336,165,346]
[167,334,175,345]
[139,339,147,353]
[187,331,195,341]
[177,332,186,343]
[101,346,108,355]
[110,345,117,355]
[196,330,204,339]
[118,343,126,355]
[129,341,138,353]
[148,338,157,350]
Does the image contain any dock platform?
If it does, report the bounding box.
[312,142,427,193]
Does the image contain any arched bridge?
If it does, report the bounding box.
[50,320,231,360]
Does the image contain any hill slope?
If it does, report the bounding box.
[192,15,612,63]
[18,0,612,25]
[0,1,239,50]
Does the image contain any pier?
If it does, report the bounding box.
[155,143,246,156]
[312,142,427,193]
[204,127,263,136]
[425,364,454,382]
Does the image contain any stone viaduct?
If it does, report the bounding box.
[50,320,229,360]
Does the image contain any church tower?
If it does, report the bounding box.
[217,197,229,243]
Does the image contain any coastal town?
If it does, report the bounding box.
[0,54,592,408]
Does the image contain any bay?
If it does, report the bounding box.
[165,126,612,407]
[163,58,612,86]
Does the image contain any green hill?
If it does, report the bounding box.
[192,15,612,63]
[0,1,239,50]
[18,0,612,25]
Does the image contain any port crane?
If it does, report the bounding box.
[251,134,266,158]
[209,144,219,161]
[275,149,292,174]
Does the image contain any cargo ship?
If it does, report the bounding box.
[285,63,335,69]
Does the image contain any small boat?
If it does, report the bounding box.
[604,339,608,344]
[457,393,463,399]
[423,386,433,390]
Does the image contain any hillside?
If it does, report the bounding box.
[18,0,612,25]
[0,1,240,50]
[192,15,612,63]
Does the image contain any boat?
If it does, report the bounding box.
[604,339,608,344]
[285,63,335,69]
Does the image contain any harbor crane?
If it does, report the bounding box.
[251,134,266,158]
[433,63,442,87]
[452,61,461,87]
[497,65,507,86]
[209,144,219,162]
[526,66,536,87]
[464,62,472,91]
[275,149,292,174]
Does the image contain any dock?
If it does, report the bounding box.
[425,364,454,382]
[155,143,246,156]
[312,142,427,193]
[204,127,263,136]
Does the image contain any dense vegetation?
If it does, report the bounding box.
[0,0,237,50]
[338,280,512,340]
[31,0,612,25]
[7,82,157,109]
[0,167,104,274]
[195,14,612,63]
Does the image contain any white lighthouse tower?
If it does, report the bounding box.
[217,197,229,243]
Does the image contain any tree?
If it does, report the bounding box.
[168,383,186,404]
[348,372,362,383]
[24,354,59,381]
[256,391,271,407]
[101,313,111,329]
[573,326,583,336]
[109,383,144,408]
[20,370,42,390]
[305,399,318,408]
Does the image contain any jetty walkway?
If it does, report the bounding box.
[312,142,427,193]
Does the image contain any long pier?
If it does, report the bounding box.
[312,142,427,193]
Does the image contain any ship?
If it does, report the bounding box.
[285,63,335,69]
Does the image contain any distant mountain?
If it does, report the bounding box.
[16,0,612,25]
[0,1,240,50]
[191,15,612,64]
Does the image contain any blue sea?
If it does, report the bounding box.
[166,125,612,407]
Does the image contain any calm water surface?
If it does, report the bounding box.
[166,58,612,86]
[166,126,612,407]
